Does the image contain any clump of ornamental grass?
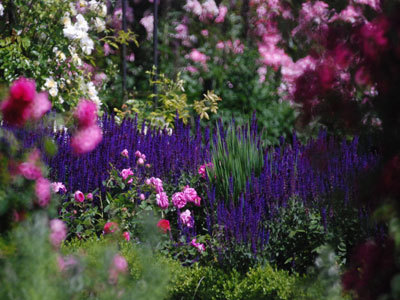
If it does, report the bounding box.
[208,122,264,203]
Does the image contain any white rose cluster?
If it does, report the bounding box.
[63,13,94,55]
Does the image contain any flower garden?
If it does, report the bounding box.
[0,0,400,299]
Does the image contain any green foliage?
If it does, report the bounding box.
[264,199,326,273]
[114,70,221,130]
[165,260,322,300]
[208,124,264,203]
[0,212,170,300]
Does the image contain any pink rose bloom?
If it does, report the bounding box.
[156,192,169,209]
[36,177,51,207]
[123,231,130,241]
[30,92,51,120]
[137,157,145,165]
[120,168,134,184]
[189,49,208,64]
[109,254,128,283]
[51,182,67,193]
[145,163,151,168]
[150,177,164,193]
[103,43,114,56]
[10,77,36,102]
[2,77,42,126]
[183,186,199,203]
[126,53,135,62]
[201,29,208,37]
[71,125,103,154]
[19,162,42,180]
[57,255,77,272]
[135,150,142,158]
[93,72,108,87]
[74,99,98,128]
[86,193,93,200]
[121,149,129,158]
[191,238,206,252]
[140,15,154,40]
[186,65,199,74]
[140,153,146,160]
[139,193,146,201]
[216,41,225,49]
[74,190,85,202]
[104,222,118,234]
[184,0,203,16]
[172,192,187,209]
[180,209,194,227]
[198,162,213,179]
[49,219,67,248]
[215,5,227,23]
[145,178,151,185]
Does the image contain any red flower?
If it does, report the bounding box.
[157,219,170,233]
[104,222,118,234]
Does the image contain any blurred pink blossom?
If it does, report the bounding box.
[71,125,103,154]
[36,177,51,207]
[74,99,98,128]
[215,5,227,23]
[50,219,67,248]
[140,15,154,40]
[51,182,67,193]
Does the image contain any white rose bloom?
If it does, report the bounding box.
[62,15,71,27]
[58,97,64,104]
[49,87,58,97]
[45,77,58,90]
[94,17,105,32]
[99,4,107,17]
[1,3,5,17]
[72,53,82,66]
[80,36,94,55]
[69,2,77,16]
[63,24,80,39]
[56,51,66,61]
[75,14,89,32]
[88,0,98,11]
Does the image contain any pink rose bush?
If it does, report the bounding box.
[35,177,51,207]
[104,222,119,234]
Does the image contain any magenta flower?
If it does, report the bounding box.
[149,177,164,193]
[121,149,129,158]
[71,125,103,154]
[10,77,36,102]
[36,177,51,207]
[191,238,206,252]
[182,186,201,206]
[49,219,67,248]
[74,190,85,202]
[19,162,42,180]
[120,168,134,184]
[189,49,208,65]
[51,182,67,193]
[123,231,130,241]
[109,254,128,284]
[30,92,51,120]
[74,99,98,128]
[172,192,187,209]
[180,209,194,228]
[104,222,118,234]
[215,5,227,23]
[156,192,169,209]
[137,157,145,165]
[139,193,146,201]
[86,193,93,200]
